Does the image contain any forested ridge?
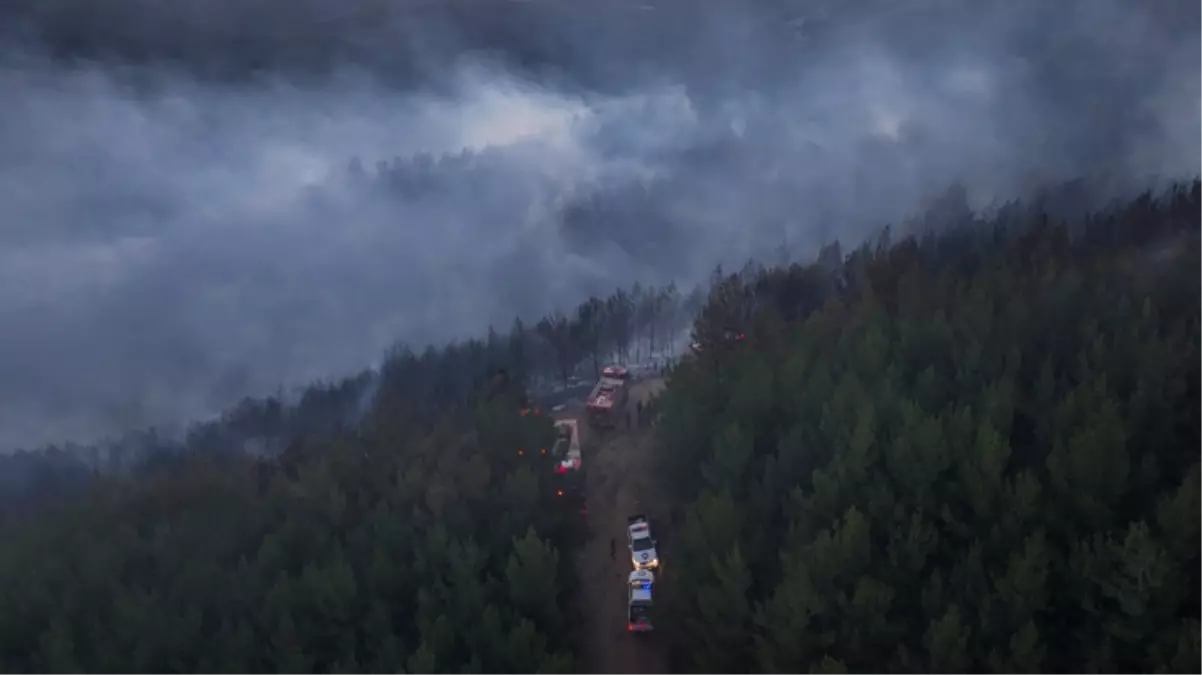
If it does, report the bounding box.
[0,180,1197,673]
[0,373,581,672]
[655,181,1201,672]
[0,274,701,514]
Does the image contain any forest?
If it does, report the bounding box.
[0,178,1198,673]
[654,181,1201,672]
[0,370,581,672]
[0,272,704,514]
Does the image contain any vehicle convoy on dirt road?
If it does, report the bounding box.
[626,514,660,570]
[586,365,630,429]
[572,376,669,672]
[627,569,655,633]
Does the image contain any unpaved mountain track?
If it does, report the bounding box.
[563,378,670,674]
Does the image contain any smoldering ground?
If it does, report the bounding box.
[0,0,1197,451]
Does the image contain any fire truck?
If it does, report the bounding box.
[586,365,630,429]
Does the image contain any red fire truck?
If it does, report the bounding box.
[586,365,630,429]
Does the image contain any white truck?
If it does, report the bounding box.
[626,514,660,570]
[627,569,655,632]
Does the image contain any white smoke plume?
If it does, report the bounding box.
[0,0,1197,450]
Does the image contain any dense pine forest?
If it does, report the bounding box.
[655,181,1201,672]
[0,179,1198,672]
[0,372,581,672]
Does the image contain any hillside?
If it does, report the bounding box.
[0,180,1197,673]
[0,277,700,515]
[0,375,580,672]
[653,181,1200,672]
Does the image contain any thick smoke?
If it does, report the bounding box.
[0,0,1197,451]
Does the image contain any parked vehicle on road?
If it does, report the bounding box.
[626,514,659,570]
[627,569,655,632]
[586,366,630,429]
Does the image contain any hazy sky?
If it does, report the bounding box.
[0,0,1197,450]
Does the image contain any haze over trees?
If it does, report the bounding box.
[0,276,700,514]
[1,0,1197,451]
[0,1,1198,673]
[0,179,1197,672]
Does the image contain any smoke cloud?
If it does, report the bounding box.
[0,0,1197,450]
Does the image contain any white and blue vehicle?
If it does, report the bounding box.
[627,514,659,570]
[627,569,655,632]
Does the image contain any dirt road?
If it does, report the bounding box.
[565,378,670,674]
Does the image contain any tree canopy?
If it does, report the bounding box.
[0,179,1197,673]
[654,181,1200,673]
[0,376,581,672]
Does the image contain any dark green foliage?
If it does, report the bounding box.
[0,179,1196,673]
[656,182,1201,673]
[0,392,577,673]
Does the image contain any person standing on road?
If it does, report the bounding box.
[610,537,616,559]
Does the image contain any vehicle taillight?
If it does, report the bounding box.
[556,488,565,497]
[627,624,634,632]
[517,448,524,456]
[540,448,547,455]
